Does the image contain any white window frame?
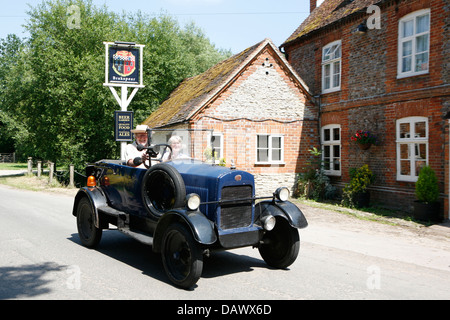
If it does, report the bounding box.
[207,132,224,163]
[256,134,285,165]
[322,40,342,94]
[396,117,429,182]
[397,9,430,78]
[321,124,341,176]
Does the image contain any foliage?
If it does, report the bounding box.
[0,0,231,169]
[415,165,439,204]
[0,34,24,153]
[295,147,336,201]
[342,164,374,207]
[203,147,226,167]
[350,130,378,145]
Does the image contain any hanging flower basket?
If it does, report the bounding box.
[358,142,372,150]
[351,130,378,149]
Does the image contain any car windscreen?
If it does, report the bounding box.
[150,128,222,164]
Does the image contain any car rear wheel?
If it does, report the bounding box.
[161,223,203,289]
[76,197,102,248]
[258,217,299,269]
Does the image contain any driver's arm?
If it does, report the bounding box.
[127,153,149,167]
[125,144,148,167]
[127,158,141,167]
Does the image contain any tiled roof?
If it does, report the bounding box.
[143,40,264,128]
[282,0,383,46]
[143,38,310,128]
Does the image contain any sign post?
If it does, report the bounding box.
[103,41,145,160]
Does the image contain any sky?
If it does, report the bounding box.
[0,0,313,54]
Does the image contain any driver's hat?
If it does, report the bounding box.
[131,125,149,134]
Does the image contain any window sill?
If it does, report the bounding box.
[255,162,286,166]
[324,171,341,177]
[322,87,341,94]
[396,176,418,183]
[396,70,429,79]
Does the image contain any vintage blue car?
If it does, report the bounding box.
[72,129,308,289]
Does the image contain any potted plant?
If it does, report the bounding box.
[350,130,378,150]
[295,147,336,200]
[413,165,441,222]
[342,164,374,208]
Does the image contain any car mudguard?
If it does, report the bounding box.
[152,209,217,253]
[72,187,108,229]
[256,200,308,229]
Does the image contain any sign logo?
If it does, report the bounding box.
[113,50,136,77]
[108,47,140,85]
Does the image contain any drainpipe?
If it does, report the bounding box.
[314,94,322,148]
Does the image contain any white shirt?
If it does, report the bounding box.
[125,142,148,169]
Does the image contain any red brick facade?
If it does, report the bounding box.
[282,0,450,219]
[190,47,318,176]
[145,39,318,196]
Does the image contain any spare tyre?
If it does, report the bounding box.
[141,163,186,217]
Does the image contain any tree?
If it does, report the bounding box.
[1,0,231,168]
[0,34,24,153]
[0,34,23,87]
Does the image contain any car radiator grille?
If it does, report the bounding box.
[219,186,253,230]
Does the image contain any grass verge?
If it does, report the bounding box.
[0,174,77,196]
[291,197,427,227]
[0,163,28,170]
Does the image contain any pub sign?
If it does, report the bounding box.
[114,111,134,142]
[109,47,139,84]
[104,42,145,88]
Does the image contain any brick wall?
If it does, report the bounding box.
[284,0,450,219]
[191,46,319,196]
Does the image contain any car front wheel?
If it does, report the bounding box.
[76,197,102,248]
[258,217,299,269]
[161,223,203,289]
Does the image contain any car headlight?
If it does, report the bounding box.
[274,187,290,202]
[261,215,276,231]
[186,193,201,211]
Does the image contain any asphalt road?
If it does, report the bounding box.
[0,184,449,300]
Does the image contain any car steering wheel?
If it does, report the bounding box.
[143,144,172,169]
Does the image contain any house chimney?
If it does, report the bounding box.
[310,0,317,12]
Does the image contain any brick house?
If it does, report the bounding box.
[280,0,450,219]
[143,39,317,196]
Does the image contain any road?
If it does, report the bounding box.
[0,184,449,300]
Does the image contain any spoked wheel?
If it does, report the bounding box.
[76,197,102,248]
[258,218,299,269]
[161,223,203,289]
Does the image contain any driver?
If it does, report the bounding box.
[125,125,150,168]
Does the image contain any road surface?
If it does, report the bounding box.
[0,184,449,300]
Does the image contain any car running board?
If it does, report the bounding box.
[97,205,124,218]
[97,206,154,246]
[118,227,154,246]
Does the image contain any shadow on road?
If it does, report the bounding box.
[0,262,66,300]
[68,230,270,288]
[68,230,169,284]
[201,251,268,279]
